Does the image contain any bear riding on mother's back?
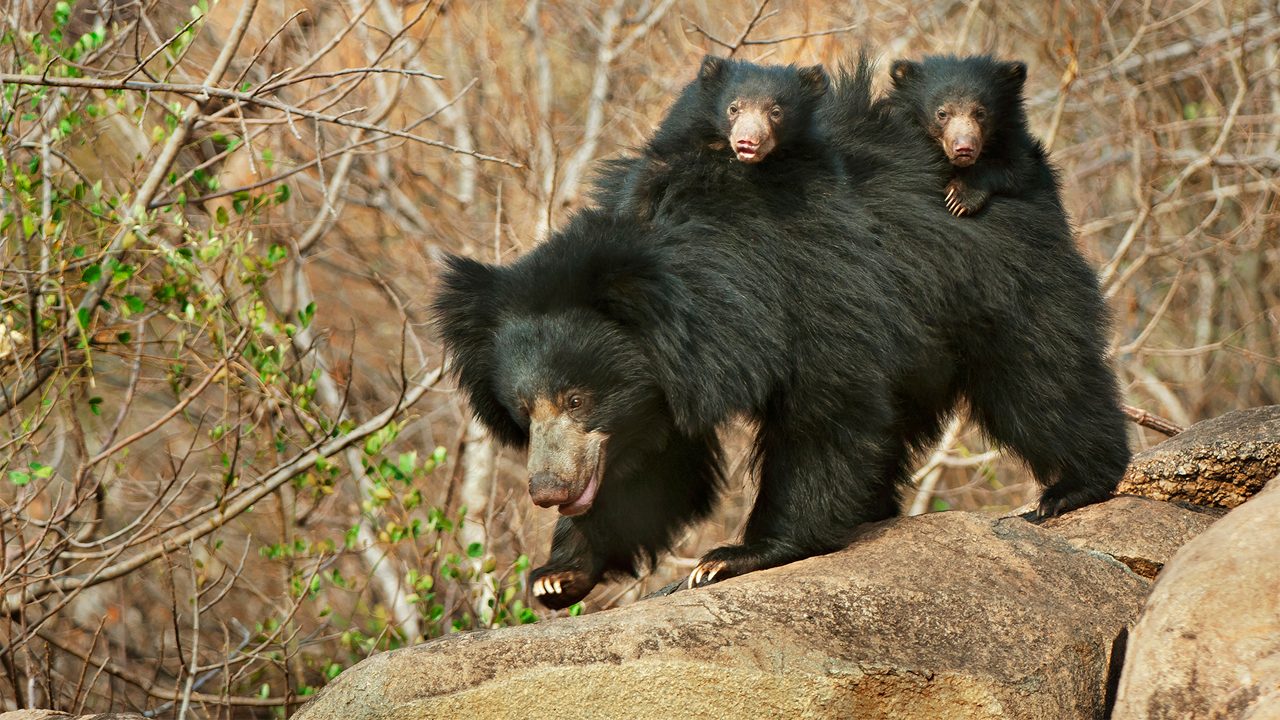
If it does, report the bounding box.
[883,54,1051,218]
[594,55,834,221]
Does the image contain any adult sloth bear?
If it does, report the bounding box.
[433,58,1130,610]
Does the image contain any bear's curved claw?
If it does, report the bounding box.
[687,559,728,589]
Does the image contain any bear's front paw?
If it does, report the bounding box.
[945,179,989,217]
[530,567,596,610]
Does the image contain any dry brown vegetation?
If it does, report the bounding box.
[1,0,1277,714]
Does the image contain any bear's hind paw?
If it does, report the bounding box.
[687,559,729,589]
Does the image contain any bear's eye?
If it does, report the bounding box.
[566,394,583,410]
[936,108,948,121]
[727,103,739,117]
[769,106,782,120]
[974,108,987,121]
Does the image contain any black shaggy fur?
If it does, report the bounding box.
[593,55,833,220]
[883,54,1051,217]
[433,57,1131,608]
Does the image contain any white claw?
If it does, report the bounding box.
[533,579,544,596]
[553,580,562,594]
[706,567,720,583]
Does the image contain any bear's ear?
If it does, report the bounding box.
[432,256,527,448]
[1003,61,1027,90]
[433,254,501,340]
[797,64,831,98]
[698,55,727,84]
[889,59,919,86]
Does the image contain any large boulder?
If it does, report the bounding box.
[1118,405,1280,508]
[297,499,1211,720]
[1112,476,1280,720]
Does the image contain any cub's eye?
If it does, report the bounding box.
[567,394,583,410]
[769,106,782,120]
[974,108,987,120]
[727,104,739,117]
[936,109,948,121]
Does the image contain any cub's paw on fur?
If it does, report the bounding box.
[945,179,990,217]
[529,567,596,610]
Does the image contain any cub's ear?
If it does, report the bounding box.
[1003,60,1028,89]
[698,54,727,83]
[889,59,920,86]
[797,64,831,98]
[432,256,526,447]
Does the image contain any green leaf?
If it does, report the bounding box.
[30,462,54,479]
[214,205,228,225]
[297,301,315,329]
[80,264,101,283]
[274,183,290,204]
[466,542,484,559]
[9,470,31,486]
[76,307,91,329]
[397,451,416,476]
[88,396,103,416]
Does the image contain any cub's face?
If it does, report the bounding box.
[723,97,783,163]
[928,96,989,167]
[889,56,1028,169]
[695,56,829,164]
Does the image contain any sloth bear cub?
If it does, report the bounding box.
[594,55,832,220]
[885,55,1050,218]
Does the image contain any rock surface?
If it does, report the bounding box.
[1118,405,1280,508]
[296,502,1185,720]
[1112,476,1280,720]
[1038,495,1218,579]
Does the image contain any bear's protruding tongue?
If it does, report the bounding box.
[558,463,601,516]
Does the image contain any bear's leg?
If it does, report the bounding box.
[689,404,902,587]
[530,517,606,610]
[967,333,1130,519]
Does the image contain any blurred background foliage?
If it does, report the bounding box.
[1,0,1276,714]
